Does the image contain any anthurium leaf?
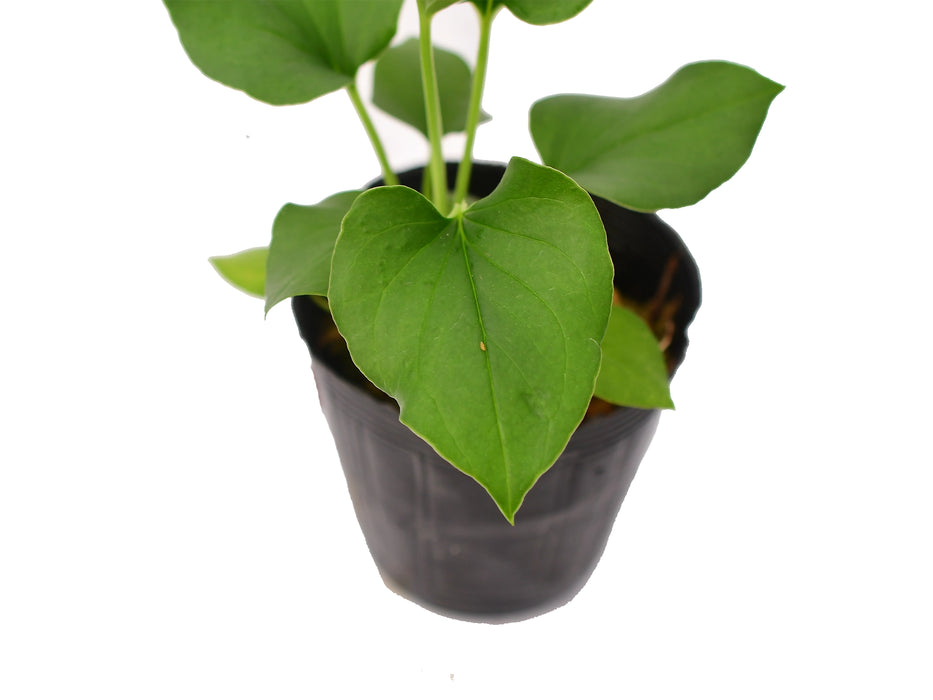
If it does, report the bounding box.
[423,0,462,13]
[209,247,268,298]
[469,0,592,23]
[595,306,674,409]
[329,157,613,522]
[372,39,490,136]
[531,61,784,211]
[162,0,403,105]
[264,190,361,315]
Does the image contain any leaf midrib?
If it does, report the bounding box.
[264,1,347,76]
[456,214,513,510]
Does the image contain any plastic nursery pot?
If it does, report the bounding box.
[292,162,701,622]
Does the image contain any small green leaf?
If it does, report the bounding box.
[329,157,613,522]
[531,61,784,211]
[209,247,268,298]
[264,190,361,315]
[595,306,674,410]
[373,39,491,136]
[469,0,591,23]
[163,0,404,105]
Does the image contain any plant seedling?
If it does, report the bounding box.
[164,0,782,521]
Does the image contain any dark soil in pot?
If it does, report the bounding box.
[292,162,701,622]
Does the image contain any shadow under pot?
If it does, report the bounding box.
[291,161,701,622]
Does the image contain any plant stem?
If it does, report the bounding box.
[453,4,495,205]
[418,5,449,212]
[346,81,398,186]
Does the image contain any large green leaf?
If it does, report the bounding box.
[209,247,268,298]
[372,39,490,136]
[329,158,613,521]
[163,0,404,105]
[264,190,361,315]
[469,0,592,23]
[531,61,784,211]
[422,0,462,13]
[595,306,673,409]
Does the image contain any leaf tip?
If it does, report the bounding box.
[208,248,268,299]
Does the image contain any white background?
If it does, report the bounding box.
[2,0,931,697]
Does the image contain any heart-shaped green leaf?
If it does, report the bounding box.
[329,158,613,521]
[163,0,404,105]
[531,61,784,211]
[469,0,592,23]
[373,39,491,136]
[209,247,268,298]
[595,306,674,409]
[264,190,361,315]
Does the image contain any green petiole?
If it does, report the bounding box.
[418,3,449,212]
[346,81,398,187]
[453,2,497,205]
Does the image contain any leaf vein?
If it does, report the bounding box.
[577,91,776,169]
[457,217,512,508]
[461,236,572,436]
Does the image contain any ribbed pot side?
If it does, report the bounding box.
[291,162,701,622]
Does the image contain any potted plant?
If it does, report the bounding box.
[162,0,782,620]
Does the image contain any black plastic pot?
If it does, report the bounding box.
[292,162,701,622]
